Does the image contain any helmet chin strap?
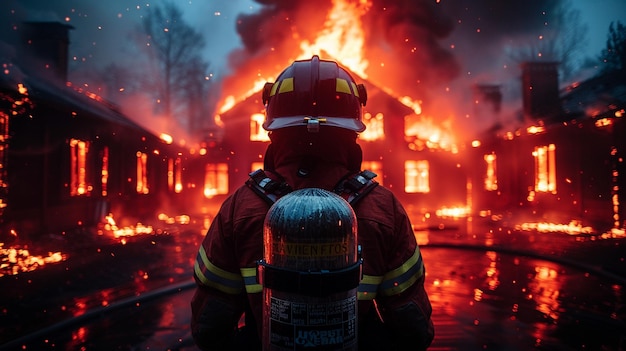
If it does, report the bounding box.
[297,157,314,178]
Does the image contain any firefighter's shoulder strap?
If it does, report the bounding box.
[333,169,379,206]
[246,169,378,206]
[246,169,293,205]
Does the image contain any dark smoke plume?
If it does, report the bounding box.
[228,0,565,120]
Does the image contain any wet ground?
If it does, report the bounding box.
[1,218,625,350]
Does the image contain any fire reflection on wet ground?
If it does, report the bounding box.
[424,246,625,350]
[0,212,206,346]
[0,214,624,350]
[0,212,203,278]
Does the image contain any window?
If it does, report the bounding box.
[136,151,149,194]
[251,162,264,172]
[533,144,556,193]
[250,113,270,141]
[0,111,8,211]
[168,157,183,193]
[361,161,383,185]
[204,163,229,198]
[359,112,384,141]
[484,153,498,191]
[405,160,430,193]
[70,138,91,196]
[101,146,109,196]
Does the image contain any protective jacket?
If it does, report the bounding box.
[191,164,434,350]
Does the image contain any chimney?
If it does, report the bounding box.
[19,22,74,82]
[473,84,502,115]
[521,61,562,120]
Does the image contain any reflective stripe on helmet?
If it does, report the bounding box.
[271,77,293,95]
[271,77,357,98]
[194,246,244,294]
[336,78,352,95]
[263,55,367,132]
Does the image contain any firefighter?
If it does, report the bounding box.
[191,55,434,350]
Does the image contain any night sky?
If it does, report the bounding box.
[1,0,624,138]
[1,0,623,77]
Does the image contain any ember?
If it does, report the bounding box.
[516,221,594,235]
[436,206,470,219]
[0,242,66,277]
[99,214,154,244]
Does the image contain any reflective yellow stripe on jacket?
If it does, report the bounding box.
[358,247,424,300]
[194,246,244,294]
[241,267,262,293]
[195,246,424,299]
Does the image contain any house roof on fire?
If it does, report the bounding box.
[561,72,626,120]
[1,57,153,134]
[219,62,415,123]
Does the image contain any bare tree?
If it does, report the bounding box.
[507,0,588,81]
[139,2,210,128]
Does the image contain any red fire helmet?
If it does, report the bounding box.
[262,55,367,133]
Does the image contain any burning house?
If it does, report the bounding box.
[193,0,471,228]
[208,68,468,228]
[2,2,623,240]
[0,22,187,238]
[468,62,626,234]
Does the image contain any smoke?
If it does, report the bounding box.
[227,0,569,136]
[1,0,582,139]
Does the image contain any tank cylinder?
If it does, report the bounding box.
[259,188,361,350]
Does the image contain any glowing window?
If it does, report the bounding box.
[70,139,91,196]
[361,161,383,185]
[136,151,149,194]
[484,153,498,191]
[250,113,270,141]
[101,147,109,196]
[204,163,229,198]
[533,144,556,194]
[168,157,183,193]
[251,162,264,172]
[360,112,384,141]
[405,160,430,193]
[0,111,8,210]
[167,158,174,191]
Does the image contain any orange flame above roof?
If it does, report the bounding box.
[217,0,458,151]
[218,0,371,114]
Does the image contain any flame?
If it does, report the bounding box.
[217,0,371,114]
[397,95,423,115]
[218,78,269,115]
[527,125,546,134]
[298,0,370,77]
[435,206,470,218]
[101,213,153,243]
[214,0,465,152]
[0,242,66,277]
[157,212,191,225]
[515,221,594,235]
[595,118,613,127]
[17,83,28,95]
[159,133,173,144]
[405,114,457,152]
